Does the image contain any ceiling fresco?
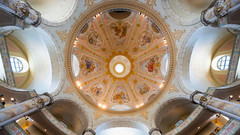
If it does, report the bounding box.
[72,11,169,111]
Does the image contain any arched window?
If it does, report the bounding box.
[10,57,23,72]
[10,57,29,73]
[217,55,230,70]
[175,119,184,127]
[72,54,80,76]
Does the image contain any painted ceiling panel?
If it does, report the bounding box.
[72,11,169,111]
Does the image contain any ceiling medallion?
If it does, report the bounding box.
[110,55,130,77]
[106,51,135,81]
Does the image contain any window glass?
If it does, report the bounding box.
[10,57,23,72]
[10,57,29,73]
[217,56,230,70]
[175,119,184,127]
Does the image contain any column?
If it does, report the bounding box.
[0,35,15,86]
[83,129,96,135]
[190,91,240,121]
[201,0,240,26]
[0,0,42,27]
[149,128,162,135]
[0,93,53,127]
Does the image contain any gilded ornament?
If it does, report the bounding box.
[85,0,95,7]
[172,29,186,42]
[168,85,179,94]
[56,30,68,43]
[140,111,149,120]
[94,111,103,120]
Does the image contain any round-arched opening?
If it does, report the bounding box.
[11,27,62,94]
[72,54,80,76]
[28,0,76,24]
[10,57,29,73]
[212,55,231,71]
[155,98,196,134]
[160,54,169,77]
[69,8,172,113]
[181,26,230,92]
[96,121,149,135]
[3,36,31,88]
[210,34,234,86]
[46,99,89,134]
[108,11,132,19]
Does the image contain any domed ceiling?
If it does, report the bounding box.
[71,10,169,112]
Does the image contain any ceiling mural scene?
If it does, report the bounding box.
[72,10,169,111]
[0,0,240,135]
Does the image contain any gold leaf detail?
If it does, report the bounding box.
[140,111,148,120]
[172,29,186,42]
[85,0,95,7]
[94,111,103,120]
[64,85,74,94]
[168,85,179,94]
[56,30,68,43]
[146,0,156,8]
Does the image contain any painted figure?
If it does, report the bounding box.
[112,87,129,104]
[81,56,96,76]
[138,31,152,47]
[145,56,159,74]
[88,32,103,48]
[110,22,130,46]
[138,83,150,95]
[91,84,103,96]
[110,22,129,39]
[146,58,155,72]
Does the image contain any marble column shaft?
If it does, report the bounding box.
[191,91,240,121]
[0,94,52,127]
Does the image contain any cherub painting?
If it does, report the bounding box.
[110,22,130,46]
[91,84,103,96]
[137,83,150,95]
[88,32,103,48]
[138,31,152,47]
[145,56,159,75]
[80,56,96,76]
[112,87,129,104]
[110,22,129,39]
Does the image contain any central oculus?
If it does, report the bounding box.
[109,55,131,78]
[115,64,124,73]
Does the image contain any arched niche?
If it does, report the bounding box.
[168,0,212,18]
[181,26,230,92]
[5,36,30,88]
[46,99,89,134]
[155,98,196,134]
[210,35,234,86]
[11,27,62,94]
[95,120,149,135]
[162,0,212,25]
[27,0,76,24]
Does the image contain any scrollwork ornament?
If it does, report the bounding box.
[32,96,45,109]
[214,0,231,17]
[200,94,212,107]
